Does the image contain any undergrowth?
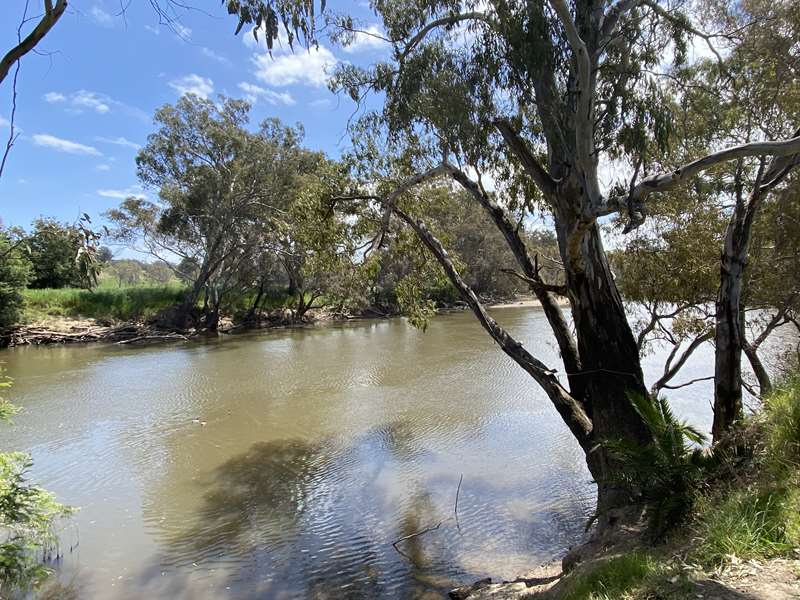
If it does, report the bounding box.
[557,375,800,600]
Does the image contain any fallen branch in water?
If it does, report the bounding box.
[116,333,188,345]
[455,473,463,532]
[391,521,443,559]
[391,473,464,560]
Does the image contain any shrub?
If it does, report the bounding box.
[0,234,32,329]
[604,394,713,540]
[0,371,73,594]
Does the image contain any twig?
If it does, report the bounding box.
[0,59,20,181]
[660,375,715,390]
[391,521,442,559]
[454,473,463,532]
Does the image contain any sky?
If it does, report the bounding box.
[0,0,387,231]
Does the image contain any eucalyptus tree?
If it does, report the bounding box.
[107,96,316,328]
[702,0,800,437]
[227,1,800,529]
[613,0,800,433]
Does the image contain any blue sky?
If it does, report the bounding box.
[0,1,386,230]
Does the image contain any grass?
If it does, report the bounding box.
[553,552,672,600]
[690,376,800,566]
[21,285,186,323]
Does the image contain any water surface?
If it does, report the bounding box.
[2,307,735,598]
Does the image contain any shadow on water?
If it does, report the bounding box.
[133,425,468,599]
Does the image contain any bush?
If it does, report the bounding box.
[0,371,72,595]
[604,394,713,540]
[0,234,32,329]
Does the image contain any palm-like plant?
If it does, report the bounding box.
[604,394,713,540]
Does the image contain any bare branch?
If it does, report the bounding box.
[603,133,800,231]
[660,375,715,391]
[651,330,713,394]
[392,204,593,449]
[1,0,67,86]
[494,119,557,198]
[0,60,21,180]
[501,268,568,296]
[399,12,497,61]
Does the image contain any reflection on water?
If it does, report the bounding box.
[1,307,736,599]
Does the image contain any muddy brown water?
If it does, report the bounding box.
[1,307,752,599]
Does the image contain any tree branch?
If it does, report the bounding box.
[494,120,557,198]
[391,204,593,450]
[601,133,800,231]
[651,330,713,394]
[1,0,68,86]
[399,12,497,62]
[444,163,584,400]
[0,60,21,181]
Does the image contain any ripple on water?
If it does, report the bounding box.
[3,309,717,599]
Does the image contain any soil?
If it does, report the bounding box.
[692,557,800,600]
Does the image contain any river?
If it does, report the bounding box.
[0,307,743,598]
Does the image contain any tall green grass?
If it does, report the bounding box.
[22,285,186,322]
[691,376,800,565]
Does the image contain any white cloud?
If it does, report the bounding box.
[95,136,140,150]
[252,45,337,87]
[17,179,27,184]
[237,82,295,106]
[44,90,111,114]
[173,23,192,40]
[342,25,389,54]
[144,24,160,35]
[169,74,214,98]
[33,134,102,156]
[90,6,114,27]
[43,92,66,103]
[97,186,146,200]
[95,164,112,171]
[72,90,110,114]
[201,47,229,65]
[309,98,332,109]
[0,116,9,127]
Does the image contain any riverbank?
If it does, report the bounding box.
[450,377,800,599]
[1,294,543,348]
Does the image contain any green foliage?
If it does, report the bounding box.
[0,372,73,594]
[22,285,186,322]
[25,219,87,290]
[0,230,32,329]
[0,453,73,592]
[765,377,800,475]
[692,490,798,564]
[0,371,20,423]
[605,394,712,539]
